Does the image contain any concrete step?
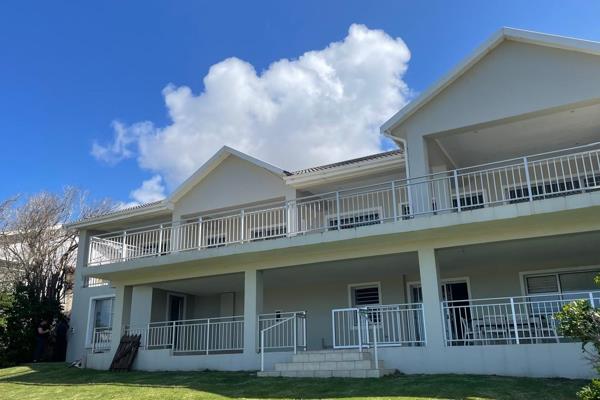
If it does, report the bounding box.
[258,368,394,378]
[292,350,372,363]
[275,359,383,372]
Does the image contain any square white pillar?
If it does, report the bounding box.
[418,248,445,349]
[110,285,128,354]
[243,269,263,355]
[130,286,153,328]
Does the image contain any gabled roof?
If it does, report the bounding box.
[290,149,403,175]
[381,27,600,136]
[168,146,289,203]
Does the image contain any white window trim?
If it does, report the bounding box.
[519,265,600,296]
[165,293,187,321]
[326,207,384,230]
[85,294,116,348]
[406,277,472,303]
[347,281,382,307]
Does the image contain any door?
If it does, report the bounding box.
[408,280,470,342]
[168,295,185,348]
[168,294,185,321]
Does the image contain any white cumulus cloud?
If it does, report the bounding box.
[92,24,411,195]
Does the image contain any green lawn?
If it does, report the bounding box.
[0,363,586,400]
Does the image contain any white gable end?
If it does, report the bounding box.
[392,38,600,138]
[173,154,291,219]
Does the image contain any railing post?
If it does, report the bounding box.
[293,315,297,354]
[335,191,341,230]
[391,181,398,221]
[206,319,211,355]
[589,292,595,308]
[170,322,176,354]
[372,321,379,370]
[260,330,265,372]
[122,231,127,261]
[406,177,414,217]
[357,310,363,351]
[240,210,245,242]
[158,224,163,254]
[197,217,203,249]
[302,312,307,350]
[453,170,461,212]
[523,157,534,203]
[510,297,520,345]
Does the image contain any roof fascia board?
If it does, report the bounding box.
[67,202,171,230]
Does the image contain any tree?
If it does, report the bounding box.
[556,276,600,399]
[0,188,113,365]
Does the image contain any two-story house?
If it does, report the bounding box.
[66,28,600,379]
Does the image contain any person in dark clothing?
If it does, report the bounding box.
[54,317,69,362]
[33,320,50,362]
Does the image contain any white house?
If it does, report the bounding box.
[66,28,600,379]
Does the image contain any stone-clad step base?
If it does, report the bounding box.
[257,349,393,378]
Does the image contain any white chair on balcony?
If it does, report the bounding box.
[460,316,478,345]
[477,315,510,344]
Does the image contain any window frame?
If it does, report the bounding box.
[347,282,382,308]
[85,294,116,348]
[326,207,383,231]
[519,266,600,297]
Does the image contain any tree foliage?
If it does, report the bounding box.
[0,188,113,366]
[556,275,600,399]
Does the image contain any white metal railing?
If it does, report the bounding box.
[332,303,425,349]
[91,327,112,352]
[88,142,600,266]
[173,316,244,354]
[442,291,600,346]
[260,311,307,372]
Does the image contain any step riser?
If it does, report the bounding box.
[292,352,371,362]
[275,360,383,372]
[258,369,394,378]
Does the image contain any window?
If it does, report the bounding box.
[84,277,110,288]
[93,298,114,328]
[350,284,380,307]
[508,180,581,203]
[250,225,287,240]
[525,270,599,296]
[452,193,485,210]
[206,235,226,248]
[87,296,114,347]
[328,210,381,230]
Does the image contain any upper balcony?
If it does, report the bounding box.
[87,141,600,267]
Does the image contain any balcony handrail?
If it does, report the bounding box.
[442,290,600,305]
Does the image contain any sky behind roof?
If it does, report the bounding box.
[2,1,600,205]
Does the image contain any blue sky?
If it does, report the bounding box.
[2,1,600,205]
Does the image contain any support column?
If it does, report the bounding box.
[130,286,153,328]
[243,269,263,355]
[418,248,445,349]
[110,285,129,354]
[406,133,433,215]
